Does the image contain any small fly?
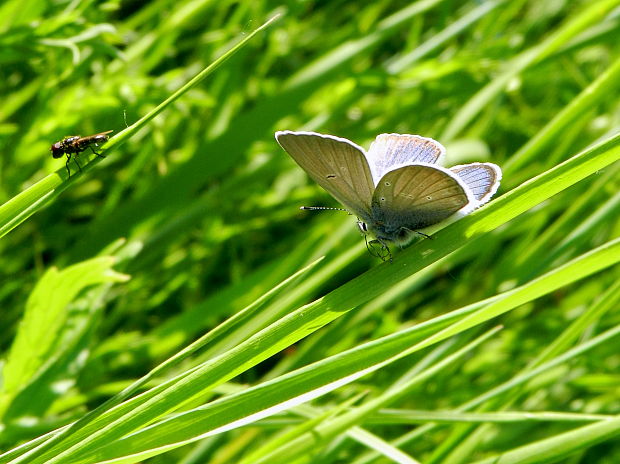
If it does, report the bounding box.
[50,130,112,177]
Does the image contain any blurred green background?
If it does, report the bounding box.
[0,0,619,463]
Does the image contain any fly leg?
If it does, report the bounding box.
[65,154,72,177]
[73,154,82,174]
[89,146,106,159]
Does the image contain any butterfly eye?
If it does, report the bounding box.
[357,222,368,233]
[384,181,391,186]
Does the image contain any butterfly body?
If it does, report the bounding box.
[275,131,501,252]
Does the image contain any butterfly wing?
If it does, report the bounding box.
[276,131,375,219]
[366,134,446,182]
[371,164,472,232]
[450,162,502,204]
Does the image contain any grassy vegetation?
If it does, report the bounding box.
[0,1,619,463]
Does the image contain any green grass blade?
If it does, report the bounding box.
[0,14,279,240]
[7,127,620,464]
[386,0,506,73]
[504,55,620,174]
[472,415,620,464]
[0,257,128,418]
[12,234,619,464]
[440,0,620,140]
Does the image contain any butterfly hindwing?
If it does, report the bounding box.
[450,162,502,204]
[276,131,375,219]
[371,164,470,230]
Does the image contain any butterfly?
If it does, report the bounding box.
[276,131,501,258]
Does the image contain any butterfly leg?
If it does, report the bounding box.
[367,239,392,263]
[364,234,372,254]
[366,238,379,258]
[400,227,432,241]
[366,239,382,260]
[379,240,393,263]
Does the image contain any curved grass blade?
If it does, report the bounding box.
[440,0,620,141]
[10,236,620,464]
[0,14,280,241]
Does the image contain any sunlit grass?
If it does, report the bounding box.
[0,1,619,463]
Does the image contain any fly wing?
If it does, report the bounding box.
[77,130,113,144]
[366,134,446,182]
[372,164,471,230]
[450,162,502,204]
[276,131,375,219]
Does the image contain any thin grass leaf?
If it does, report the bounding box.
[243,328,501,464]
[2,3,619,463]
[386,0,506,73]
[504,55,620,174]
[440,0,620,140]
[471,415,620,464]
[7,129,620,464]
[0,15,279,240]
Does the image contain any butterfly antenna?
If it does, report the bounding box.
[300,206,351,214]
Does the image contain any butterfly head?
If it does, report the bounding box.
[357,220,418,247]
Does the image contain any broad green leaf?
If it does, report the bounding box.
[0,257,128,417]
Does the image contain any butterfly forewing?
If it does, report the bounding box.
[276,131,375,219]
[450,163,501,204]
[367,134,445,182]
[372,164,470,230]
